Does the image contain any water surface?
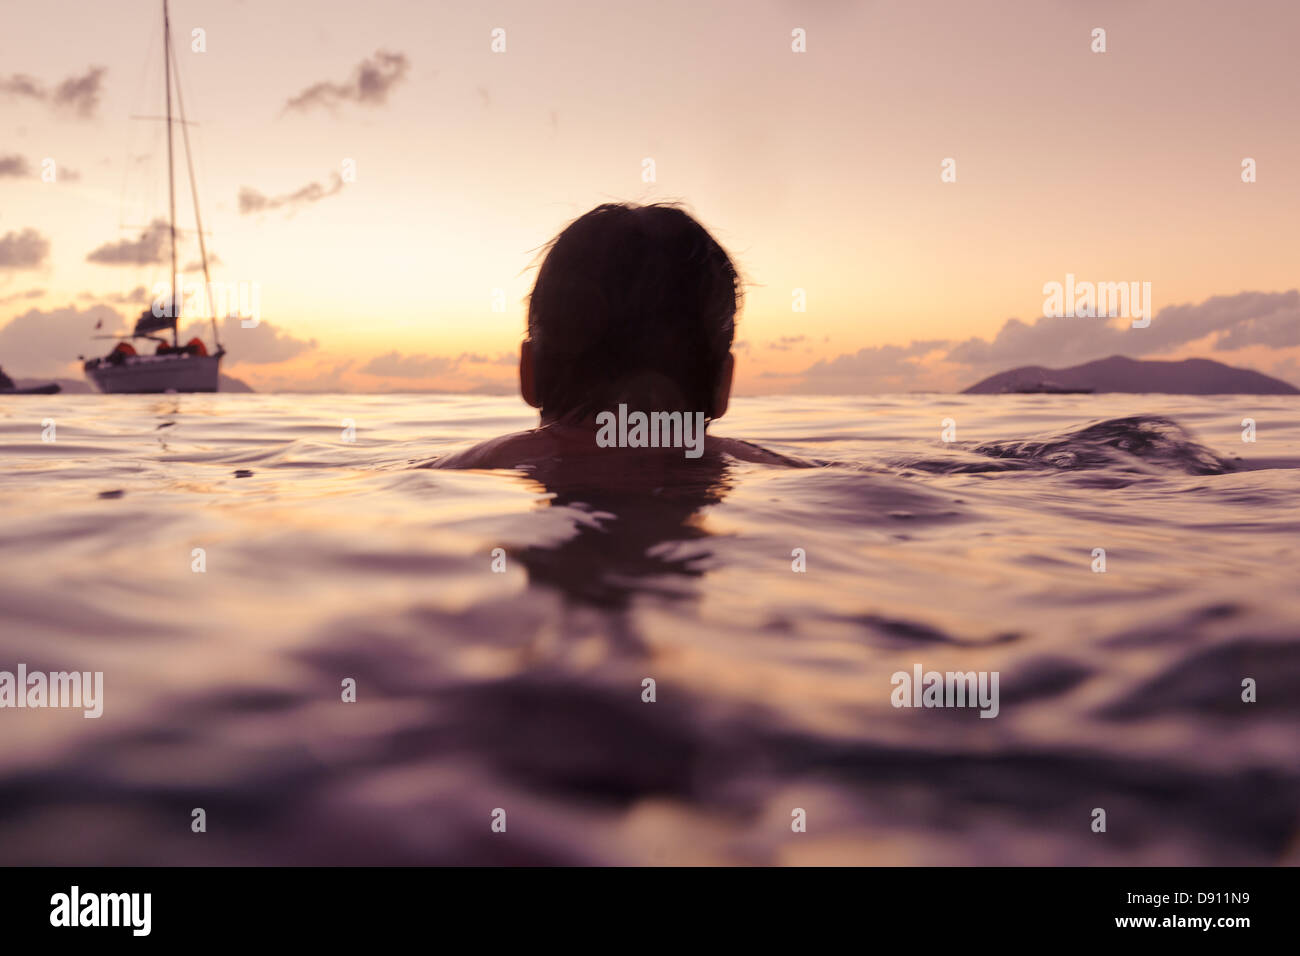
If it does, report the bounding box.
[1,393,1297,864]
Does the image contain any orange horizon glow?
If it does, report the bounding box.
[2,0,1298,392]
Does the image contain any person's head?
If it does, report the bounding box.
[520,203,739,423]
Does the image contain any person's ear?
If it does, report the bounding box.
[519,339,540,409]
[710,351,735,419]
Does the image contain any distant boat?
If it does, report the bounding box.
[1005,381,1094,395]
[2,384,62,395]
[83,0,225,394]
[0,367,60,395]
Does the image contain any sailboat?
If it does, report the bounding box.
[83,0,225,393]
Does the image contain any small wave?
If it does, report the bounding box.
[974,415,1233,474]
[904,415,1233,476]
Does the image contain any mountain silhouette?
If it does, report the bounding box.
[963,356,1299,395]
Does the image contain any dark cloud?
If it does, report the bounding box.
[0,74,44,100]
[239,173,344,215]
[0,229,51,269]
[0,67,106,119]
[53,67,107,118]
[86,220,169,266]
[179,316,318,365]
[0,155,79,181]
[1209,292,1300,350]
[0,155,31,178]
[283,51,409,112]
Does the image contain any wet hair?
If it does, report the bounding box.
[526,203,740,421]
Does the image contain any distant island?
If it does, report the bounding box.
[12,374,255,394]
[963,356,1299,395]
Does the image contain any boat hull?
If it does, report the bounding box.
[85,353,223,393]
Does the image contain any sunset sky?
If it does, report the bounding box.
[2,0,1297,392]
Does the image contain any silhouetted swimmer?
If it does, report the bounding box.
[432,202,801,471]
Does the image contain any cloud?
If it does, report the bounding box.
[0,229,50,269]
[0,75,44,100]
[1208,292,1300,350]
[358,350,520,379]
[0,307,313,379]
[245,355,515,395]
[461,380,514,395]
[451,351,516,366]
[244,356,358,393]
[0,155,79,181]
[360,351,460,378]
[0,287,44,304]
[1269,355,1300,388]
[239,173,344,215]
[796,340,951,393]
[943,290,1300,368]
[53,67,107,117]
[0,304,123,377]
[183,253,222,271]
[793,290,1300,393]
[768,335,808,351]
[179,316,318,365]
[0,155,31,178]
[0,67,106,119]
[86,219,169,266]
[83,286,149,306]
[283,51,409,112]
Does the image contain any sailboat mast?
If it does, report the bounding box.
[163,0,178,345]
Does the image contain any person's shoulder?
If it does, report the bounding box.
[427,430,814,470]
[426,430,550,470]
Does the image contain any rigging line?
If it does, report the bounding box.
[168,23,219,349]
[118,17,162,236]
[163,0,178,345]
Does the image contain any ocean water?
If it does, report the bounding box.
[0,392,1297,865]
